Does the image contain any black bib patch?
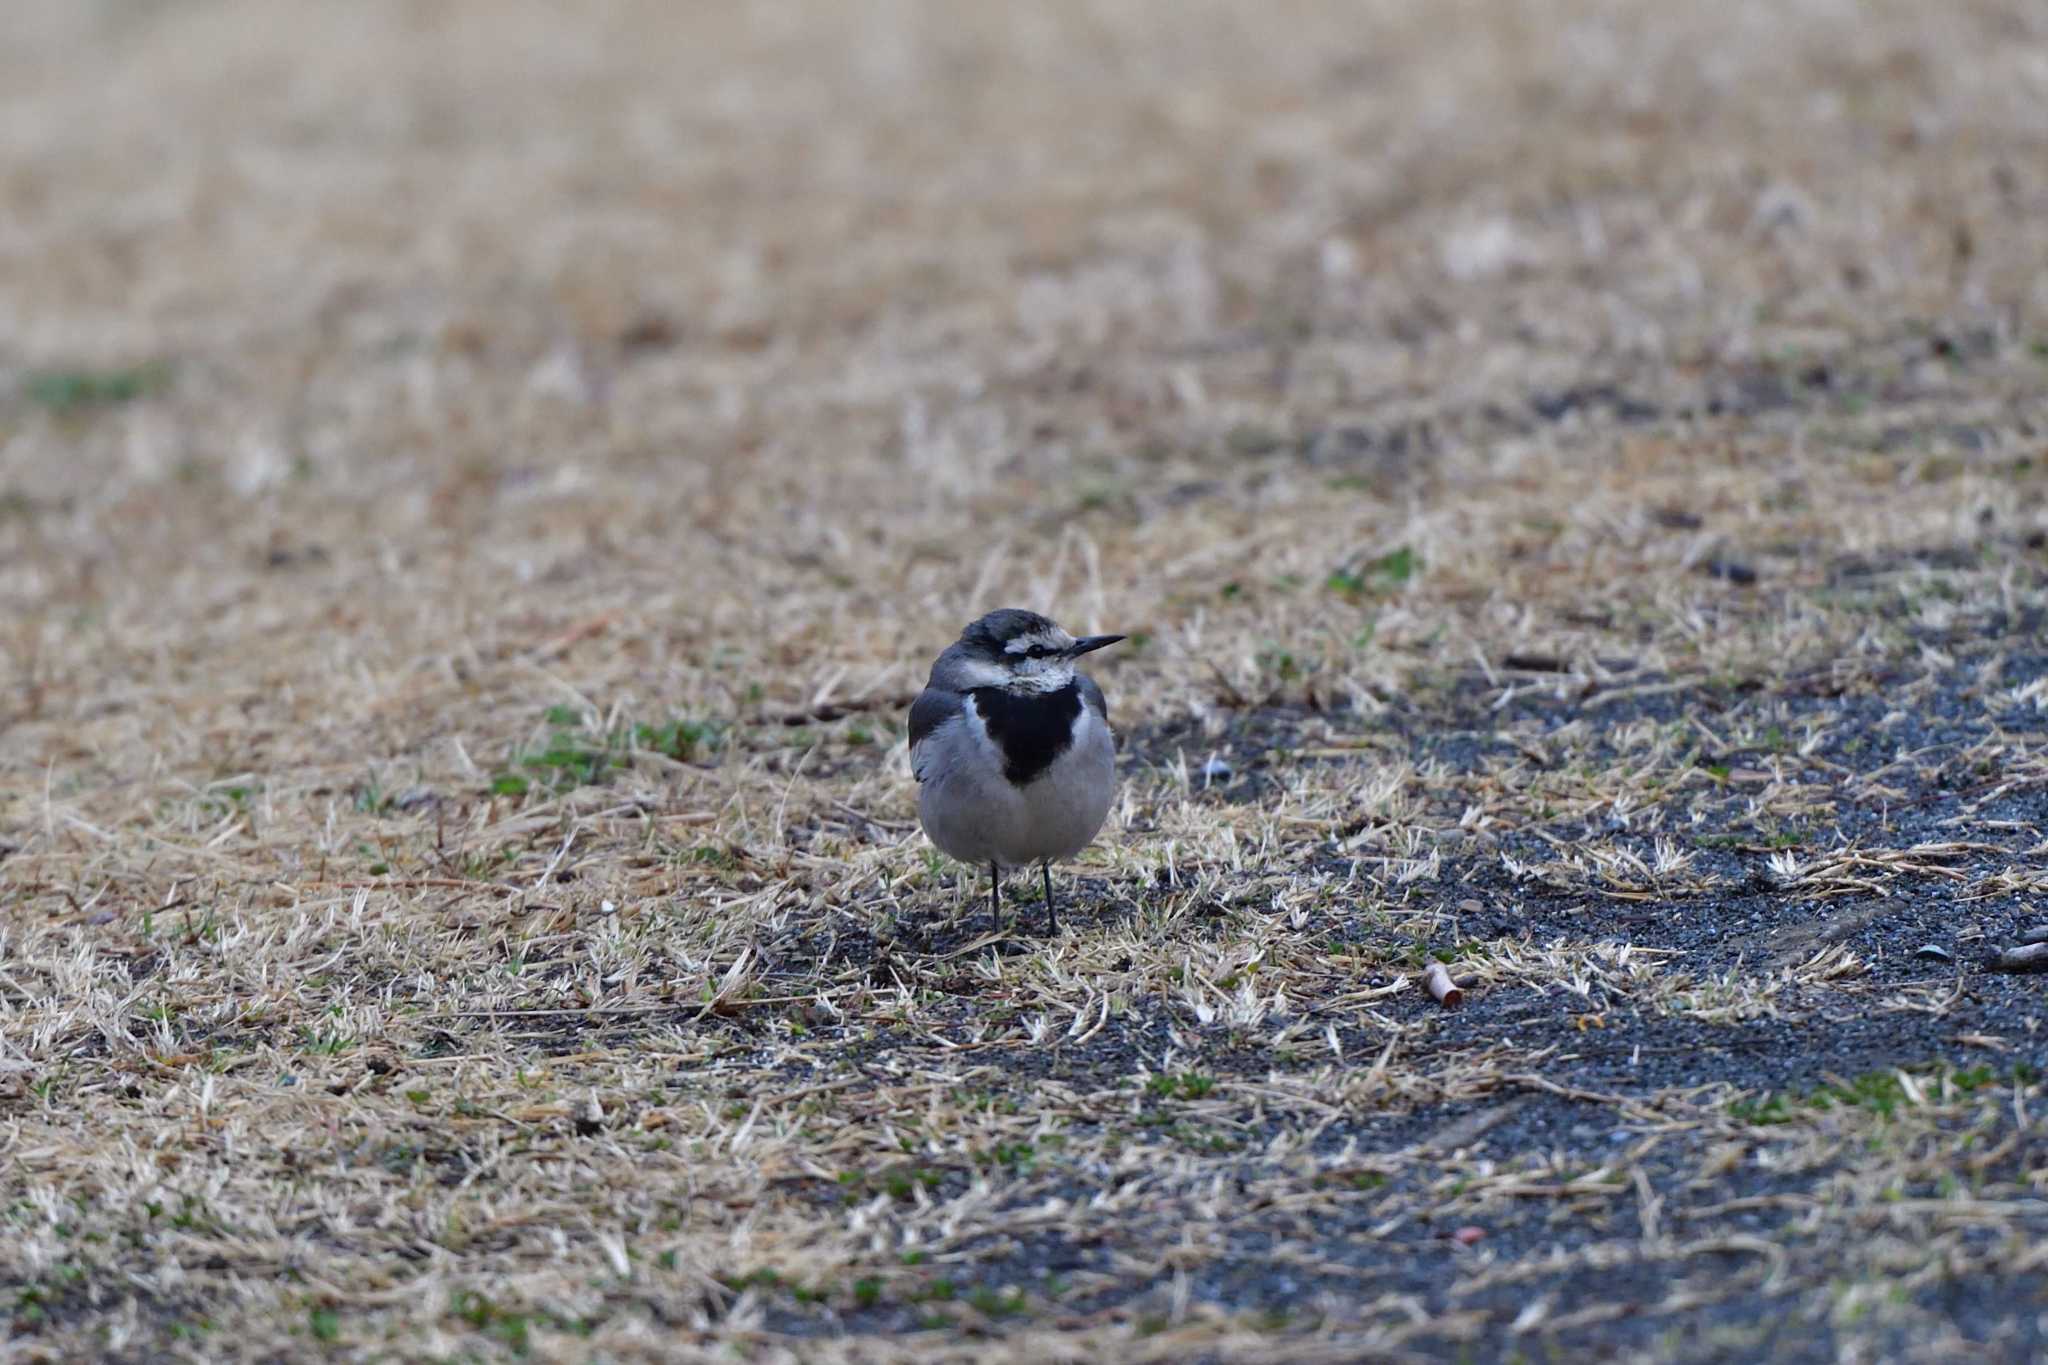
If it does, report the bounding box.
[970,683,1082,785]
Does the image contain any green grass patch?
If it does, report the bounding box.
[1732,1064,2040,1126]
[1146,1071,1218,1100]
[492,707,721,796]
[1328,545,1420,597]
[23,362,170,413]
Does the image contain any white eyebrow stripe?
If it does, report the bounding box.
[1004,630,1063,655]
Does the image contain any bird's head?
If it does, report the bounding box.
[946,608,1124,693]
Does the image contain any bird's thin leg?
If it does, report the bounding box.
[1042,860,1057,935]
[989,862,1002,936]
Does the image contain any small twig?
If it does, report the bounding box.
[1583,679,1697,712]
[1501,652,1638,675]
[828,799,913,836]
[939,932,1013,959]
[1989,943,2048,973]
[524,613,616,663]
[758,1076,866,1108]
[426,995,817,1022]
[769,693,917,727]
[531,825,578,892]
[295,877,523,895]
[1202,657,1251,708]
[429,1006,680,1020]
[1503,1073,1636,1107]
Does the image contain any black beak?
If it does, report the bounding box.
[1066,634,1125,658]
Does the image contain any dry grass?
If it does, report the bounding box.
[3,1,2047,1360]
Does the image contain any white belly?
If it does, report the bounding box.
[917,705,1115,870]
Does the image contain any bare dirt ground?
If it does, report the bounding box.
[3,1,2047,1360]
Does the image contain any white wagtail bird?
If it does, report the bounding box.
[908,609,1125,934]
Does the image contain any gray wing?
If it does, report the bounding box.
[1077,672,1116,747]
[907,686,962,782]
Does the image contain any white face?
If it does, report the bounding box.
[1000,625,1078,692]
